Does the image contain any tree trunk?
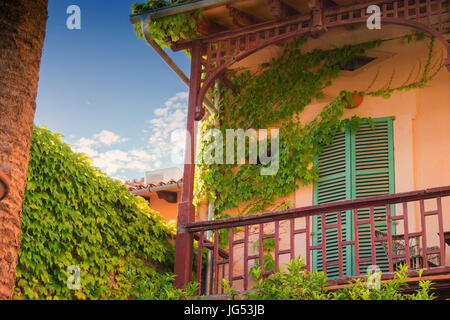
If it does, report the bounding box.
[0,0,48,299]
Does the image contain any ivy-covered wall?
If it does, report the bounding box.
[194,35,443,222]
[14,127,178,300]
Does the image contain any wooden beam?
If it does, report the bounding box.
[308,0,324,38]
[194,15,227,36]
[170,10,312,52]
[156,190,178,203]
[267,0,298,20]
[227,5,260,28]
[323,0,338,8]
[218,70,238,93]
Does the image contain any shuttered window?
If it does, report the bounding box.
[312,130,353,278]
[312,117,395,278]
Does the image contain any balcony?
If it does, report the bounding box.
[180,186,450,296]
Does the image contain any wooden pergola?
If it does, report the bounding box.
[131,0,450,291]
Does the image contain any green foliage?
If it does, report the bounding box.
[249,238,276,280]
[195,36,443,219]
[249,254,275,281]
[126,272,200,300]
[222,258,436,300]
[131,0,201,51]
[14,126,190,300]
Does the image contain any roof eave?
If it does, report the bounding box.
[129,0,240,25]
[128,181,183,195]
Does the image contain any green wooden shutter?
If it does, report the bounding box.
[313,117,395,277]
[312,130,354,278]
[351,118,395,273]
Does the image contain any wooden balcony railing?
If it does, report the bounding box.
[183,186,450,296]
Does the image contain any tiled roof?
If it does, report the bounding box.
[124,177,183,191]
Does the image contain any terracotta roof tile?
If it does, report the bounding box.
[124,177,183,191]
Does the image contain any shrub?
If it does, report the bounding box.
[14,127,183,299]
[222,258,435,300]
[127,272,199,300]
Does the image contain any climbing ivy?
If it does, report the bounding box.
[194,35,443,221]
[128,3,443,243]
[14,127,184,300]
[131,0,202,50]
[249,238,276,280]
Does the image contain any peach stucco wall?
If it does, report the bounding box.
[209,36,450,216]
[148,189,181,223]
[195,31,450,289]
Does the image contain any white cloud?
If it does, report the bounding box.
[93,130,128,146]
[71,130,150,176]
[154,108,168,117]
[164,91,188,108]
[72,137,99,158]
[93,150,129,175]
[91,149,155,175]
[110,175,127,183]
[139,97,188,167]
[69,91,189,180]
[147,91,188,159]
[129,149,157,162]
[174,91,188,100]
[73,130,127,154]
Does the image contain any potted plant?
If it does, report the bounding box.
[344,93,364,109]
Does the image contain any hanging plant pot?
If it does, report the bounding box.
[344,93,364,109]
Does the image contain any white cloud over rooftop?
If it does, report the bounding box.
[69,91,188,180]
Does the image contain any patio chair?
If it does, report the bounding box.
[375,229,423,270]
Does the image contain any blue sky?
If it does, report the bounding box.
[35,0,191,181]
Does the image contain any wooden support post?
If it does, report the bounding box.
[268,0,297,19]
[309,0,324,38]
[174,40,202,289]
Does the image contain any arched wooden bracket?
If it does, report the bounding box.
[227,5,261,27]
[218,71,238,94]
[195,104,206,121]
